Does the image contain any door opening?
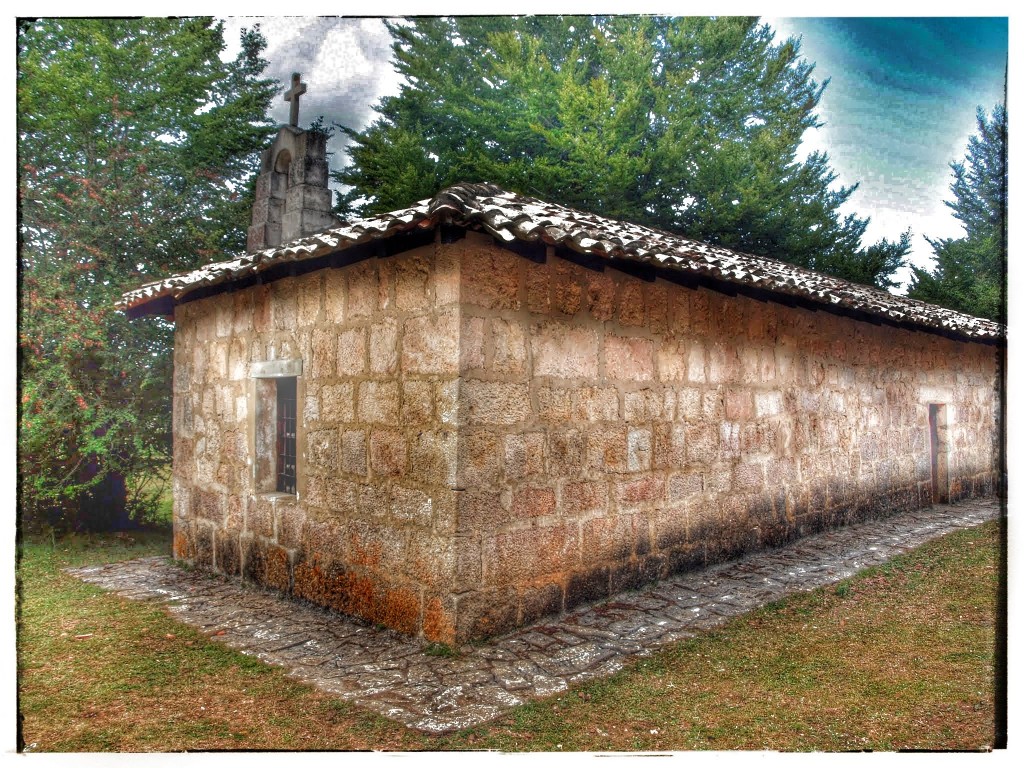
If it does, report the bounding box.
[928,403,949,504]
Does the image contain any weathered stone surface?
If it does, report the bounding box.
[347,261,377,319]
[246,497,276,539]
[435,379,459,426]
[585,273,616,321]
[461,245,521,310]
[457,430,503,488]
[615,476,665,508]
[687,344,706,384]
[336,327,366,376]
[725,389,753,421]
[604,335,654,381]
[561,480,607,517]
[369,317,399,374]
[402,310,459,374]
[504,432,545,480]
[194,489,225,523]
[490,318,527,374]
[410,430,458,487]
[214,530,241,577]
[320,383,354,423]
[536,385,573,422]
[668,472,703,501]
[572,386,619,422]
[525,260,550,313]
[652,423,686,469]
[627,428,652,472]
[456,489,505,534]
[323,269,346,324]
[394,252,432,311]
[587,425,629,473]
[401,380,434,425]
[553,260,584,316]
[485,524,579,585]
[531,323,599,379]
[657,342,688,382]
[297,276,322,326]
[618,282,645,327]
[304,475,357,514]
[546,429,587,476]
[340,430,367,476]
[461,380,531,425]
[581,514,636,563]
[460,316,485,370]
[369,429,407,477]
[391,485,433,528]
[172,234,1000,645]
[510,485,557,521]
[307,429,339,472]
[357,381,400,424]
[755,390,784,418]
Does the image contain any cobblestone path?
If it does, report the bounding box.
[68,498,1000,733]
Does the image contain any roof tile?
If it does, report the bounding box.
[119,182,1004,342]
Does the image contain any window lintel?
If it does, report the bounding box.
[251,359,303,379]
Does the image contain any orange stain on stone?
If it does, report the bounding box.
[173,530,193,560]
[264,545,291,592]
[347,532,382,570]
[379,586,420,636]
[422,597,456,645]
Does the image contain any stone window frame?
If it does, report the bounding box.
[250,359,305,501]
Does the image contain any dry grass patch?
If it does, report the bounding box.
[18,519,1000,752]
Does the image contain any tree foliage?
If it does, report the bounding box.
[908,104,1007,323]
[336,16,908,288]
[18,18,277,530]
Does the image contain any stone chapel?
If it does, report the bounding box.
[120,74,1004,644]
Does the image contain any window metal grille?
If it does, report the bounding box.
[276,377,297,494]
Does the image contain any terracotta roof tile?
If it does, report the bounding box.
[120,182,1004,342]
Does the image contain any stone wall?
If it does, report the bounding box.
[172,243,464,642]
[172,231,1000,644]
[447,233,1000,640]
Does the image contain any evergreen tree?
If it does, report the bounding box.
[18,18,278,530]
[336,16,908,288]
[908,104,1007,322]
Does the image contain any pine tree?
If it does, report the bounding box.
[18,19,278,530]
[908,104,1007,322]
[336,16,908,289]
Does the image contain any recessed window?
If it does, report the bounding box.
[276,377,297,494]
[252,359,302,496]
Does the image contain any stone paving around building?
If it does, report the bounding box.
[68,498,1000,733]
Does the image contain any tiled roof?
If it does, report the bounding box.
[120,182,1003,342]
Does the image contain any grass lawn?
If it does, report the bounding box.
[16,520,1001,752]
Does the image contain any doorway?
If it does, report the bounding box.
[928,403,949,504]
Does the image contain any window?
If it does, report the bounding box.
[251,359,302,496]
[275,376,297,494]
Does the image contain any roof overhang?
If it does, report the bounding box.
[119,182,1005,344]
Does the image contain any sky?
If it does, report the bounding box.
[221,13,1008,291]
[767,17,1007,286]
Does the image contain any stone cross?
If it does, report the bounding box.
[284,72,307,128]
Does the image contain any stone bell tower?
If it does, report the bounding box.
[247,73,337,252]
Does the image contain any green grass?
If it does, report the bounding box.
[17,520,1001,752]
[424,642,459,658]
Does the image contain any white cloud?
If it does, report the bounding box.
[220,17,402,133]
